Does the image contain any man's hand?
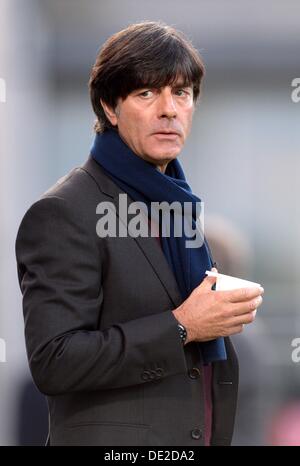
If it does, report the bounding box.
[172,269,264,344]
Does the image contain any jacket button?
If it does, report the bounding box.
[156,367,164,377]
[191,428,203,440]
[188,367,201,379]
[149,370,157,380]
[141,370,150,381]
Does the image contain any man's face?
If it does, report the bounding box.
[102,79,195,172]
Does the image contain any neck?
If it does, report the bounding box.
[156,163,169,174]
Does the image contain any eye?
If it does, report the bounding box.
[175,88,191,97]
[139,90,154,98]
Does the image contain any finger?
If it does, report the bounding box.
[227,325,244,336]
[229,311,256,326]
[198,273,217,292]
[227,295,263,316]
[220,286,264,304]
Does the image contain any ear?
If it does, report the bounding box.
[100,99,119,126]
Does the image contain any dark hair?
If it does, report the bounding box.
[89,21,205,133]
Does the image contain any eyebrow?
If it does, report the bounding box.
[130,79,194,97]
[135,82,192,91]
[172,83,193,89]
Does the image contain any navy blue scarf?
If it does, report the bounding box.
[91,129,226,363]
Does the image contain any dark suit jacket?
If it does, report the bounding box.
[15,155,239,446]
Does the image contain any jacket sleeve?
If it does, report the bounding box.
[15,196,187,396]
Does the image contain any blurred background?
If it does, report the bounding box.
[0,0,300,446]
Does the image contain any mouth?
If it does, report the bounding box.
[152,131,181,139]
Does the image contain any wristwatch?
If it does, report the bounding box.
[177,323,187,345]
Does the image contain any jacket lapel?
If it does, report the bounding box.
[81,156,183,308]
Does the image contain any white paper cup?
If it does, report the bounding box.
[205,270,262,315]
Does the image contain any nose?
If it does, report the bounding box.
[157,89,177,119]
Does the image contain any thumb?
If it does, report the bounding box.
[198,268,218,291]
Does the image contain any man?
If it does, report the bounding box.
[15,21,263,446]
